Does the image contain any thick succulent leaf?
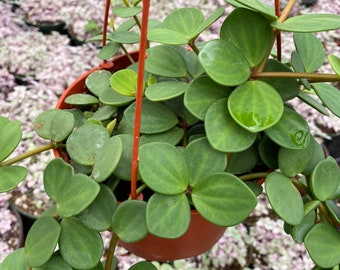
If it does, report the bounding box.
[145,81,187,101]
[112,6,142,17]
[0,166,27,192]
[271,14,340,32]
[99,86,135,106]
[146,193,190,238]
[261,59,300,101]
[226,143,258,174]
[205,98,257,152]
[78,184,117,231]
[291,209,316,243]
[107,31,139,44]
[34,109,74,143]
[226,0,276,20]
[128,261,157,270]
[220,8,272,67]
[291,51,311,89]
[278,134,315,177]
[294,33,325,72]
[66,124,110,166]
[147,28,188,45]
[145,45,187,77]
[44,159,100,217]
[328,54,340,76]
[199,39,250,86]
[112,134,134,181]
[98,41,120,60]
[162,8,203,39]
[0,248,28,270]
[139,142,189,195]
[65,93,100,106]
[265,106,310,149]
[91,105,117,122]
[32,253,73,270]
[91,136,123,182]
[123,99,178,134]
[184,75,231,120]
[228,81,284,132]
[310,157,340,201]
[184,50,204,78]
[86,70,112,97]
[312,83,340,117]
[303,137,325,176]
[193,7,224,37]
[258,135,280,169]
[192,172,257,226]
[183,137,227,186]
[0,119,22,162]
[25,217,61,267]
[59,217,103,269]
[297,92,329,116]
[265,172,304,225]
[112,200,148,243]
[304,223,340,268]
[140,126,184,145]
[110,69,138,96]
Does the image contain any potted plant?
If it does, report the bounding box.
[1,0,340,269]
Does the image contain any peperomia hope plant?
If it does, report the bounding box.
[1,0,340,269]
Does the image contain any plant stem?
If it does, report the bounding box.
[105,232,119,270]
[189,41,200,55]
[0,143,56,166]
[239,172,270,181]
[278,0,297,23]
[252,71,340,82]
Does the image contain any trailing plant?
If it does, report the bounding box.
[1,0,340,269]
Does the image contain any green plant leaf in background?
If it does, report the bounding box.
[146,193,190,238]
[271,14,340,32]
[312,83,340,117]
[110,69,138,96]
[98,41,120,60]
[66,124,109,166]
[34,109,75,143]
[139,142,189,195]
[265,172,304,225]
[65,93,100,106]
[32,252,73,270]
[183,137,227,186]
[145,45,187,77]
[291,50,311,90]
[112,6,142,17]
[228,81,284,132]
[0,248,28,270]
[310,157,340,201]
[297,92,329,116]
[226,143,259,174]
[305,223,340,268]
[205,98,257,152]
[128,261,157,270]
[265,106,310,149]
[145,81,187,101]
[107,31,140,44]
[59,217,103,269]
[226,0,277,20]
[328,54,340,76]
[25,217,60,267]
[199,39,250,86]
[147,28,189,45]
[220,8,272,67]
[86,70,112,97]
[0,166,27,192]
[0,118,22,162]
[192,172,257,226]
[290,208,316,243]
[112,200,148,243]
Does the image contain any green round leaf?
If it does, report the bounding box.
[25,217,61,267]
[112,200,148,243]
[78,184,117,231]
[305,223,340,268]
[112,6,142,17]
[302,136,324,176]
[193,7,224,37]
[108,31,140,44]
[205,98,257,152]
[226,0,276,20]
[145,45,187,77]
[110,69,137,97]
[192,172,257,226]
[34,109,75,142]
[66,124,109,165]
[271,14,340,32]
[328,54,340,76]
[146,193,190,238]
[291,209,316,243]
[145,81,187,101]
[265,106,310,149]
[278,134,315,177]
[85,70,114,97]
[226,143,259,174]
[65,93,100,106]
[112,134,134,181]
[0,248,28,270]
[184,50,205,79]
[220,8,272,67]
[312,83,340,118]
[199,39,250,86]
[297,92,329,116]
[91,136,123,182]
[99,86,135,106]
[147,28,189,45]
[32,253,73,270]
[265,172,304,225]
[310,157,340,201]
[0,166,27,192]
[91,105,117,121]
[129,261,157,270]
[228,81,284,132]
[258,135,279,169]
[183,137,227,186]
[59,217,103,269]
[140,126,184,145]
[0,119,21,162]
[123,99,178,134]
[98,42,120,60]
[139,142,189,195]
[184,75,231,120]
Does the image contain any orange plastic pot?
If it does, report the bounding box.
[54,52,227,261]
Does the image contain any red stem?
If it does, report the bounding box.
[101,0,111,64]
[275,0,282,62]
[130,0,150,199]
